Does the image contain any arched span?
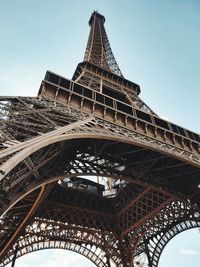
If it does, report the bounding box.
[150,220,200,267]
[1,195,122,267]
[1,240,112,267]
[0,116,199,182]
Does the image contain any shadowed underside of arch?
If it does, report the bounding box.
[0,97,200,203]
[0,96,200,267]
[1,183,200,267]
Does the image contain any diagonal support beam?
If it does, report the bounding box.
[0,186,46,259]
[0,117,95,180]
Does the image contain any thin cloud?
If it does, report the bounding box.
[180,248,199,256]
[6,249,95,267]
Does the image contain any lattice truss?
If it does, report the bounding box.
[0,96,200,267]
[84,12,123,77]
[72,63,156,115]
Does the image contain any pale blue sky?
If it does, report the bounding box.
[1,0,200,266]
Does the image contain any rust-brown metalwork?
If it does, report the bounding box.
[0,11,200,267]
[83,12,123,77]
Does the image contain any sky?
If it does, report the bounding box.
[1,0,200,266]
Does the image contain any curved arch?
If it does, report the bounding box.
[1,240,111,267]
[1,117,198,182]
[124,200,200,267]
[150,220,200,267]
[0,180,123,266]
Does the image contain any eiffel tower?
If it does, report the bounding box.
[0,11,200,267]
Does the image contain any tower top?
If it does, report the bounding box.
[89,11,105,26]
[83,11,123,77]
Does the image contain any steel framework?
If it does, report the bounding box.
[0,11,200,267]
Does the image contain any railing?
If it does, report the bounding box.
[59,177,105,195]
[38,71,200,156]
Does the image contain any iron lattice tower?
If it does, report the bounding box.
[0,11,200,267]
